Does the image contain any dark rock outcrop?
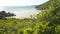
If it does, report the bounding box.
[0,11,16,19]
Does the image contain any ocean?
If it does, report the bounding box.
[0,6,40,18]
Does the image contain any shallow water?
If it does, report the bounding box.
[0,6,40,18]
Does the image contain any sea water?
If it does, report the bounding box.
[0,6,39,18]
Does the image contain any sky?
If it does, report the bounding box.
[0,0,49,6]
[0,0,49,18]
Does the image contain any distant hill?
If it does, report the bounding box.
[35,0,60,10]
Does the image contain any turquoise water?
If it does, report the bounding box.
[0,6,39,19]
[2,6,38,15]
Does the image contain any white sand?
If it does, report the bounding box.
[8,11,40,19]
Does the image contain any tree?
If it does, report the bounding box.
[35,0,60,34]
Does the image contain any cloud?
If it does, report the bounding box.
[0,0,49,6]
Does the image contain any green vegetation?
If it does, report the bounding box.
[0,0,60,34]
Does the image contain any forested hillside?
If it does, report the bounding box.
[0,0,60,34]
[36,0,60,34]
